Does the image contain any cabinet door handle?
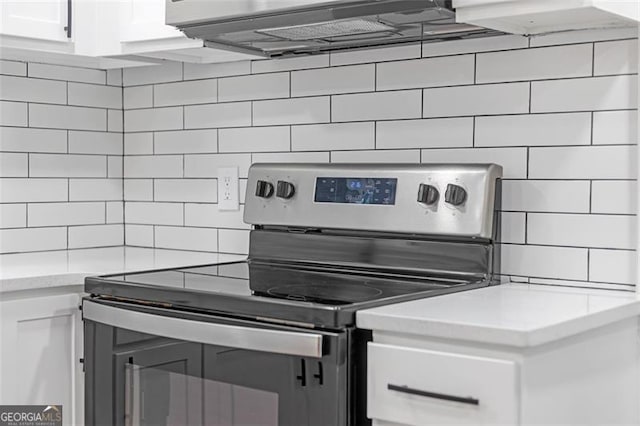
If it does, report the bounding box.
[64,0,72,38]
[387,384,479,406]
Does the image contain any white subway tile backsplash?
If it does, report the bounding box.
[0,227,67,254]
[592,110,638,145]
[185,102,251,129]
[0,75,67,104]
[106,69,122,86]
[291,65,374,97]
[30,154,106,178]
[594,39,638,75]
[251,151,330,164]
[125,224,154,247]
[377,55,474,90]
[253,97,330,126]
[333,90,421,122]
[28,202,105,226]
[155,226,218,252]
[0,101,27,126]
[108,110,123,132]
[0,204,26,228]
[332,149,420,163]
[424,83,530,118]
[124,179,153,201]
[184,61,251,80]
[124,133,153,155]
[69,179,123,201]
[154,129,218,154]
[28,63,105,84]
[69,131,123,155]
[68,83,122,108]
[219,126,289,153]
[68,224,124,248]
[108,156,123,178]
[218,229,249,254]
[155,79,218,107]
[377,118,473,149]
[591,181,637,215]
[531,75,638,112]
[124,86,153,109]
[331,43,421,66]
[124,155,183,178]
[589,249,637,285]
[185,204,249,229]
[0,127,67,153]
[0,179,67,202]
[502,180,590,213]
[528,213,636,250]
[154,179,217,203]
[292,122,374,151]
[475,113,591,147]
[252,54,329,73]
[29,104,106,131]
[125,107,183,132]
[476,44,593,83]
[0,153,28,177]
[501,212,526,244]
[0,60,26,76]
[421,147,527,178]
[219,73,288,102]
[501,244,588,281]
[422,35,529,57]
[529,146,637,179]
[123,62,183,86]
[185,153,252,178]
[125,202,183,226]
[106,201,124,223]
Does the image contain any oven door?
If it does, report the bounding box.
[83,299,350,426]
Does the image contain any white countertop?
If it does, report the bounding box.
[0,247,246,293]
[357,283,640,347]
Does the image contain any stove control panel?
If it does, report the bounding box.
[244,163,502,239]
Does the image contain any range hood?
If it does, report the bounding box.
[166,0,501,58]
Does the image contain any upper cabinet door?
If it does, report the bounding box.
[0,0,70,42]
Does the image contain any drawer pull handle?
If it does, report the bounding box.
[388,384,480,406]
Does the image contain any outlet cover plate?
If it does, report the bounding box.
[218,167,240,211]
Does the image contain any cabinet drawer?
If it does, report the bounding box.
[367,343,519,426]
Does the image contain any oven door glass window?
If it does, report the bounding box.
[124,364,278,426]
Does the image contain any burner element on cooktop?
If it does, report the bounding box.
[264,282,384,305]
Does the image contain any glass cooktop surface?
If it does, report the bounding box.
[100,261,463,306]
[86,261,486,328]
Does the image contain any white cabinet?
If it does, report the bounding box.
[368,343,518,426]
[454,0,640,35]
[0,0,69,42]
[0,288,84,426]
[365,317,640,426]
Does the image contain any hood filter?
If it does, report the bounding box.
[257,19,396,41]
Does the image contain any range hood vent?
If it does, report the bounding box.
[166,0,502,58]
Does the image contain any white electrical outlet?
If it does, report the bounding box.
[218,167,240,211]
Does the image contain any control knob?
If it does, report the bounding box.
[276,180,296,199]
[417,184,439,205]
[445,184,467,206]
[255,180,274,198]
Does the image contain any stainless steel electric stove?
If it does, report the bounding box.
[83,163,502,426]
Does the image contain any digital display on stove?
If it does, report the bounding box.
[314,177,397,205]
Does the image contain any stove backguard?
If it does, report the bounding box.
[245,163,502,282]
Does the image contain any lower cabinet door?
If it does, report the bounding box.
[367,343,519,426]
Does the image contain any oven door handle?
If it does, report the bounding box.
[83,300,324,358]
